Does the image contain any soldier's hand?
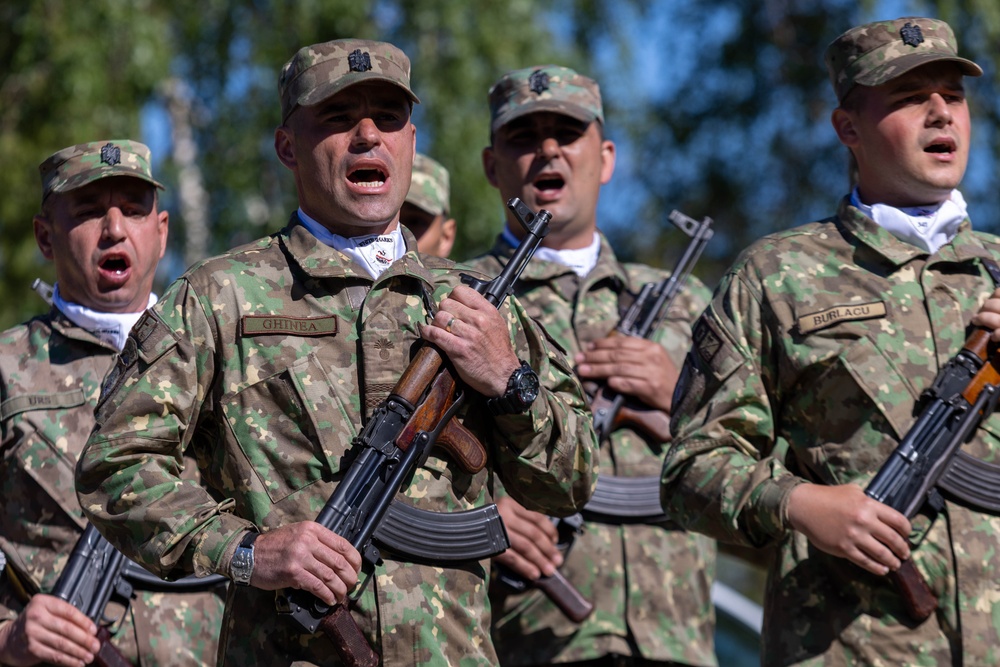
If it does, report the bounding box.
[575,336,679,412]
[249,522,362,606]
[0,594,100,667]
[493,496,562,580]
[787,483,912,576]
[421,284,520,397]
[971,287,1000,342]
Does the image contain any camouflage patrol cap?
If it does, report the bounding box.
[39,140,164,202]
[279,38,420,122]
[825,17,982,103]
[488,65,603,134]
[405,153,450,216]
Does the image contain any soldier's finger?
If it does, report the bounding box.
[310,548,361,593]
[24,599,100,652]
[445,284,489,309]
[30,626,95,667]
[297,569,340,606]
[870,525,911,563]
[316,527,363,571]
[440,291,481,324]
[494,547,543,580]
[846,544,892,576]
[874,506,912,558]
[510,528,562,575]
[513,506,559,540]
[861,537,903,574]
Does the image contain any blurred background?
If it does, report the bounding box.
[3,0,997,659]
[5,0,999,331]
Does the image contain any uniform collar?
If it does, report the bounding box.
[47,307,118,351]
[281,212,448,289]
[487,230,628,292]
[836,196,989,267]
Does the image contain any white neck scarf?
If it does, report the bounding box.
[298,208,406,279]
[852,188,967,254]
[502,226,600,278]
[53,285,156,351]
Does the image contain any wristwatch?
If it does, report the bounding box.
[487,360,540,416]
[230,531,259,586]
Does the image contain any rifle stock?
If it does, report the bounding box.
[888,560,938,623]
[534,569,594,623]
[283,198,550,665]
[92,626,133,667]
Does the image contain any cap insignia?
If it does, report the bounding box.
[900,23,924,48]
[100,143,121,166]
[529,70,550,94]
[348,49,373,73]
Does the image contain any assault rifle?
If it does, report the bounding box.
[497,210,713,623]
[590,209,714,443]
[278,198,550,667]
[866,261,1000,622]
[52,524,227,667]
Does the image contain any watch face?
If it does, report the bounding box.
[517,370,540,405]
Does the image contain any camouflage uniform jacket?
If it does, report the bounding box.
[664,198,1000,666]
[468,232,717,666]
[75,217,598,667]
[0,308,225,666]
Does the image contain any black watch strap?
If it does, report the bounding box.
[487,360,539,416]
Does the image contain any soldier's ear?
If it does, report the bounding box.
[831,108,859,147]
[34,213,55,260]
[440,217,456,258]
[274,125,297,170]
[599,139,616,185]
[482,146,498,188]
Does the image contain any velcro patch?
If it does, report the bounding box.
[242,315,339,337]
[693,318,722,365]
[797,301,887,334]
[1,389,86,421]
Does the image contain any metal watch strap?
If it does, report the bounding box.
[231,531,258,586]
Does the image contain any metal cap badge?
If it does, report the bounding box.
[488,64,603,135]
[278,38,420,122]
[39,139,164,202]
[825,16,982,103]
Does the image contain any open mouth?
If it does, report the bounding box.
[100,255,131,275]
[348,167,387,188]
[533,174,565,193]
[925,139,956,155]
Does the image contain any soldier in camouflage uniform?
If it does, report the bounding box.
[664,17,1000,666]
[400,152,456,257]
[0,140,225,666]
[468,65,717,667]
[73,39,598,667]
